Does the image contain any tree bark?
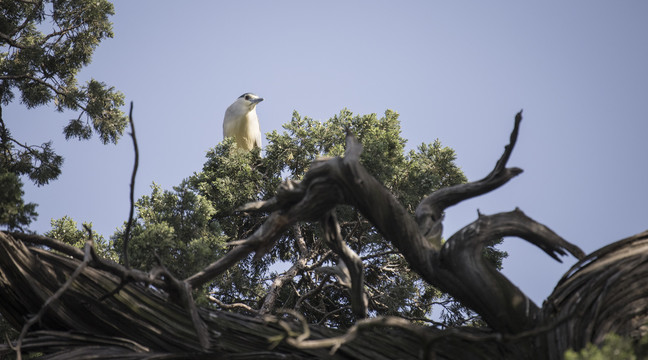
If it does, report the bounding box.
[1,112,647,359]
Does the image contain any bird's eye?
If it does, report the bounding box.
[245,95,251,100]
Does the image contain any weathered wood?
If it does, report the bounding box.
[1,112,648,359]
[540,230,648,358]
[0,231,505,359]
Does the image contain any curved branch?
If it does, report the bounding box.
[122,102,137,269]
[225,111,584,334]
[321,211,367,318]
[260,225,316,315]
[186,212,294,288]
[415,110,524,246]
[437,209,584,334]
[541,230,648,357]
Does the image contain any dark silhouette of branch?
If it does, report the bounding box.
[415,110,524,247]
[260,225,316,315]
[321,211,367,318]
[122,101,138,269]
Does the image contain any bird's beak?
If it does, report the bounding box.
[251,98,264,104]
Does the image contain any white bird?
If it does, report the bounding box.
[222,93,264,151]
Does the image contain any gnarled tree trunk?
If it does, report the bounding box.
[1,112,647,359]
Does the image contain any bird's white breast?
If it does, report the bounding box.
[223,102,261,150]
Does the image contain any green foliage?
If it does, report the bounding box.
[0,0,127,143]
[0,0,126,230]
[0,167,37,231]
[118,109,505,328]
[111,182,228,280]
[190,139,275,241]
[0,123,63,187]
[45,215,116,261]
[564,333,648,360]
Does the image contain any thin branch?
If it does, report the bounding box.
[122,102,138,269]
[0,74,81,107]
[260,225,316,315]
[209,296,258,314]
[8,231,84,259]
[7,231,170,292]
[294,275,333,311]
[315,305,352,326]
[415,110,524,247]
[279,314,423,354]
[186,205,308,287]
[321,211,367,318]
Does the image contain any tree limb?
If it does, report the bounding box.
[321,211,367,318]
[415,110,524,247]
[259,225,316,315]
[122,101,138,269]
[224,111,584,334]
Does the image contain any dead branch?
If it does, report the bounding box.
[321,211,367,318]
[2,111,647,359]
[122,101,138,269]
[415,110,524,248]
[260,225,317,315]
[194,112,584,335]
[437,209,584,333]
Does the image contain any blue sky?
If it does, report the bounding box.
[5,1,648,307]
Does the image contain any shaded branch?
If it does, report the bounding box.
[209,296,258,314]
[438,209,584,333]
[1,107,648,358]
[122,101,137,269]
[260,225,316,315]
[226,111,583,334]
[415,110,524,247]
[321,211,367,318]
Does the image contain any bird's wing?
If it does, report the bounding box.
[223,107,235,139]
[254,129,262,148]
[250,111,262,148]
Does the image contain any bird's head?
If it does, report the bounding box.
[237,93,264,110]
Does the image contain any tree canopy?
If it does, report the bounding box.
[110,109,494,327]
[0,0,126,230]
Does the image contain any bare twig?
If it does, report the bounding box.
[209,296,258,314]
[122,101,138,269]
[294,275,333,311]
[274,314,423,354]
[260,225,316,315]
[415,110,524,248]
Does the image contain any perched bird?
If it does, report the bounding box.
[222,93,264,151]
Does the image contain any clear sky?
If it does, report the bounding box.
[5,1,648,306]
